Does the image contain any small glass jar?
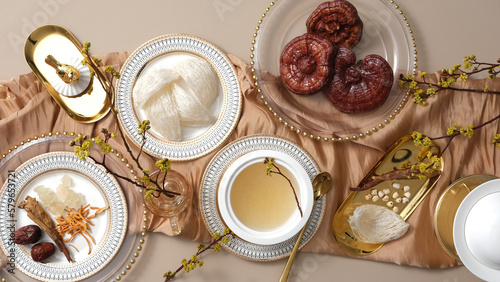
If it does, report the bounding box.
[143,170,192,235]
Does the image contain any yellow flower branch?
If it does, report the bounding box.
[163,228,232,281]
[72,42,180,199]
[264,157,303,217]
[399,55,500,105]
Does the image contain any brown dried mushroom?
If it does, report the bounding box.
[306,0,363,48]
[280,33,337,95]
[326,47,394,113]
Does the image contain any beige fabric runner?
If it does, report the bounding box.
[1,52,499,269]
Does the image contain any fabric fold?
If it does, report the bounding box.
[1,52,499,269]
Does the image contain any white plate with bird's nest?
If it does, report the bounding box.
[116,34,242,161]
[0,152,127,281]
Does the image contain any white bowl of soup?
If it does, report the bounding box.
[217,149,314,245]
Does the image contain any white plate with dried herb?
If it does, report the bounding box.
[0,152,127,281]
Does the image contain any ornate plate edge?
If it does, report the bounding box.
[116,34,242,161]
[199,134,326,261]
[0,152,128,281]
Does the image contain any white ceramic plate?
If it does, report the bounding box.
[0,152,128,281]
[201,135,325,261]
[454,179,500,281]
[218,149,314,245]
[116,34,242,161]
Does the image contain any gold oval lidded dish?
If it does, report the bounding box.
[332,135,443,255]
[24,25,113,123]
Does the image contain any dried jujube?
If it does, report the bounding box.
[14,225,42,245]
[326,47,393,113]
[280,33,337,95]
[31,242,56,262]
[306,0,363,48]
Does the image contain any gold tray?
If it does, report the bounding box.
[332,135,443,255]
[434,174,498,262]
[24,25,113,123]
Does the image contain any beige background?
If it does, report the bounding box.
[1,0,498,281]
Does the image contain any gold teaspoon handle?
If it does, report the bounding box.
[279,211,309,282]
[45,54,61,69]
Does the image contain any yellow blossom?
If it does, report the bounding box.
[138,120,151,135]
[74,146,89,161]
[144,188,155,199]
[400,160,411,169]
[265,157,275,176]
[447,124,459,136]
[100,143,112,154]
[155,158,171,172]
[141,175,150,184]
[492,134,500,148]
[426,88,436,96]
[459,72,468,81]
[81,139,93,150]
[460,125,474,139]
[213,232,221,240]
[213,244,221,252]
[191,254,199,263]
[163,271,173,278]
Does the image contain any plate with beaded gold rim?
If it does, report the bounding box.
[0,152,127,281]
[252,0,416,141]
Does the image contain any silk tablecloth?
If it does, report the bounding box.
[1,52,499,269]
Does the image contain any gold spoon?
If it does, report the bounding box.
[279,171,332,282]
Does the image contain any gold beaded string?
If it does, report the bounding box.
[0,131,148,282]
[249,0,418,142]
